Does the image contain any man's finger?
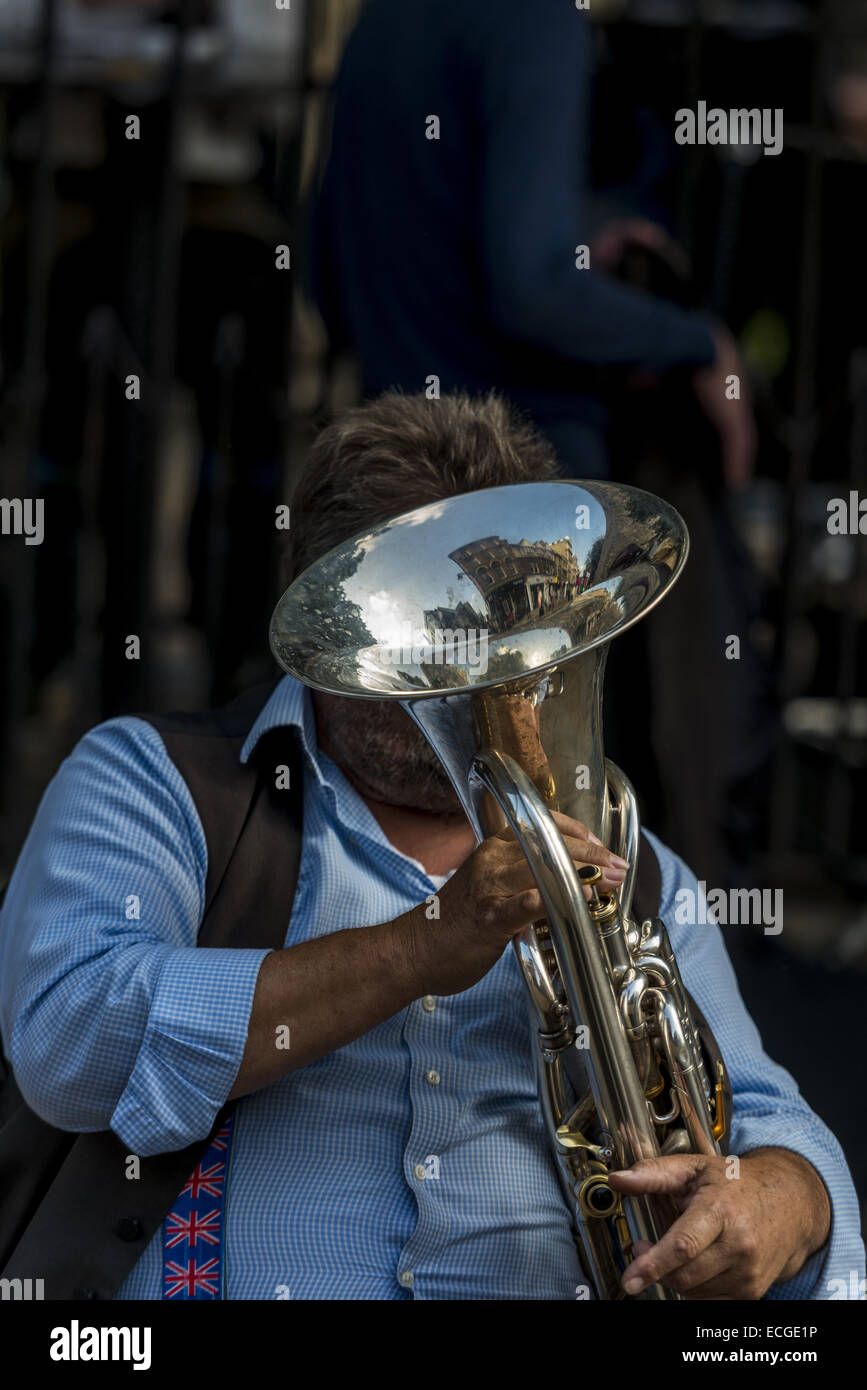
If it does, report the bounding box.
[549,812,604,845]
[560,835,629,873]
[621,1200,725,1295]
[503,828,625,869]
[662,1246,738,1299]
[494,815,611,854]
[498,847,624,896]
[608,1153,707,1197]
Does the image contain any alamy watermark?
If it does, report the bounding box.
[675,102,783,157]
[674,883,783,936]
[827,490,867,534]
[826,1269,866,1300]
[381,624,489,675]
[49,1321,151,1371]
[0,1276,44,1299]
[0,497,43,545]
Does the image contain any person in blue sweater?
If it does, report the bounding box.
[311,0,755,487]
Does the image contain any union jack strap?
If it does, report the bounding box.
[162,1113,235,1299]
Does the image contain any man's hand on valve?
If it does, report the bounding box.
[609,1148,831,1300]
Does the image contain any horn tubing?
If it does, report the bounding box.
[471,745,679,1291]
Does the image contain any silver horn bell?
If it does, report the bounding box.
[270,480,730,1301]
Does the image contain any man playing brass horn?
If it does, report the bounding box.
[0,393,863,1301]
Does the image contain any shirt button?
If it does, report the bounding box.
[421,995,436,1012]
[425,1069,440,1086]
[115,1217,143,1242]
[398,1270,414,1288]
[413,1163,427,1180]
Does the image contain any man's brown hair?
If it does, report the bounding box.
[285,390,560,582]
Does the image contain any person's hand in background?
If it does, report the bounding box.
[691,321,758,491]
[590,222,758,491]
[589,217,670,271]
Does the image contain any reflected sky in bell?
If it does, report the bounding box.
[339,483,605,646]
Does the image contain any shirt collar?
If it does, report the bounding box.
[241,675,442,891]
[240,674,366,808]
[240,674,319,772]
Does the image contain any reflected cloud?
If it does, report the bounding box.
[270,481,687,698]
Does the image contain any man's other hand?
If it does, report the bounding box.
[610,1148,831,1299]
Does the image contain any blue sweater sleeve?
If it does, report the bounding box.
[471,0,717,372]
[0,718,272,1156]
[646,830,865,1300]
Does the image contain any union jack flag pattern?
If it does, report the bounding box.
[162,1113,235,1299]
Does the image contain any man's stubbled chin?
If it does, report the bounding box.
[312,690,463,814]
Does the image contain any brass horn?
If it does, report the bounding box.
[270,480,730,1300]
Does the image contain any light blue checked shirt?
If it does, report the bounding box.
[0,676,863,1300]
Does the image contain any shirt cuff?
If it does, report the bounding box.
[110,946,273,1156]
[648,304,717,372]
[735,1137,866,1301]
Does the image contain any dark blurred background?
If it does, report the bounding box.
[0,0,865,1224]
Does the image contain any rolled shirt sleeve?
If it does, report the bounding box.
[647,829,865,1300]
[0,717,272,1156]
